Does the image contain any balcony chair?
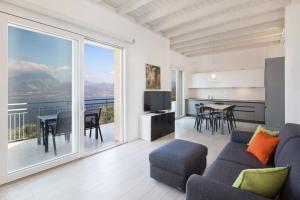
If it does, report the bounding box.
[84,107,103,142]
[49,111,72,155]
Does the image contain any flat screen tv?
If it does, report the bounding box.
[144,91,171,112]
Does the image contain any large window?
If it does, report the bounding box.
[83,41,123,152]
[7,25,76,172]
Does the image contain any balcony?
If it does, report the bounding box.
[7,98,118,172]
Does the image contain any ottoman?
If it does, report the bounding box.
[149,139,207,192]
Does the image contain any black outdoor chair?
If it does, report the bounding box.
[49,111,72,155]
[84,107,103,142]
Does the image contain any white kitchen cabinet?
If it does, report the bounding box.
[189,69,264,88]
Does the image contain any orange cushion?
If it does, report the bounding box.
[247,131,280,165]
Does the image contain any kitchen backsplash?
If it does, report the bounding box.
[188,87,265,101]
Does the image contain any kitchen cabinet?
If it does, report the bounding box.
[189,69,264,88]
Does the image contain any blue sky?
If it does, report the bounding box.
[8,26,115,84]
[84,43,114,84]
[8,26,72,67]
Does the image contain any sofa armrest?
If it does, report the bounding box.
[186,175,270,200]
[231,130,254,144]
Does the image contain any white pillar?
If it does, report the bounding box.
[285,3,300,124]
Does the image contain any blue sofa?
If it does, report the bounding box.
[186,123,300,200]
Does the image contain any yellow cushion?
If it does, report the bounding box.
[248,125,279,146]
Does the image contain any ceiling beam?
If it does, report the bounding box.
[137,0,199,25]
[185,41,280,57]
[172,23,283,50]
[164,0,290,38]
[179,33,282,54]
[117,0,154,15]
[183,37,281,57]
[171,10,284,45]
[152,0,248,32]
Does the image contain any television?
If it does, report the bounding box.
[144,91,171,112]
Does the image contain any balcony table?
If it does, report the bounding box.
[37,112,99,153]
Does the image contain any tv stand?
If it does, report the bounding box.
[140,111,175,141]
[152,110,166,114]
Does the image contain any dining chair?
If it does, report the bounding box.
[201,106,219,134]
[194,103,204,130]
[49,111,72,155]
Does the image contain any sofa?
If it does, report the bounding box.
[186,123,300,200]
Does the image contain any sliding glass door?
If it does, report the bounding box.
[7,25,77,172]
[83,41,123,152]
[0,13,125,184]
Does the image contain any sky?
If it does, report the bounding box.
[84,43,115,84]
[8,26,115,84]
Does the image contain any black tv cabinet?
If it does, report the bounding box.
[140,111,175,141]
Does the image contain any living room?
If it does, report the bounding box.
[0,0,299,200]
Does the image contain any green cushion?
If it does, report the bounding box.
[248,125,279,145]
[233,167,289,198]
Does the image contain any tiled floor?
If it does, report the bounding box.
[8,123,116,172]
[0,117,260,200]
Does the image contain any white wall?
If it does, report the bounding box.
[2,0,171,142]
[184,44,284,100]
[285,3,300,124]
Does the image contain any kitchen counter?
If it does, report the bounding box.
[186,98,265,123]
[186,98,265,104]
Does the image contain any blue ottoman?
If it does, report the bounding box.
[149,139,207,192]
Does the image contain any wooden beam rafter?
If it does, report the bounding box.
[117,0,154,15]
[137,0,199,24]
[164,0,289,38]
[171,11,284,45]
[178,33,282,54]
[152,0,247,32]
[172,25,283,50]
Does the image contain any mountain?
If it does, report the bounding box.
[8,59,114,101]
[84,81,114,98]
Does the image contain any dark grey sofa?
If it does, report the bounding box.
[186,123,300,200]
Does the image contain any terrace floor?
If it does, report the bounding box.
[8,123,118,172]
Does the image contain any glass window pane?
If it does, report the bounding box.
[7,25,75,172]
[84,42,122,152]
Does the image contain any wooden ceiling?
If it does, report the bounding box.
[90,0,290,57]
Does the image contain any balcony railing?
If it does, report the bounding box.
[8,98,114,143]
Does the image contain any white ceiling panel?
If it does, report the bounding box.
[89,0,290,56]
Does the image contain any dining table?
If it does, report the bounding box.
[205,104,232,134]
[37,111,99,153]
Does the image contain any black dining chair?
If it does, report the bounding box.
[194,103,204,130]
[49,111,72,155]
[221,105,236,133]
[201,106,219,134]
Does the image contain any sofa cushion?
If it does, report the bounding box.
[204,159,250,185]
[246,131,280,165]
[233,167,289,199]
[248,125,279,146]
[217,142,268,168]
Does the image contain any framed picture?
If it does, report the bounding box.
[146,64,161,89]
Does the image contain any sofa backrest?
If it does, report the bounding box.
[274,123,300,200]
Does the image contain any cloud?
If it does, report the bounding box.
[8,59,71,73]
[8,59,72,82]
